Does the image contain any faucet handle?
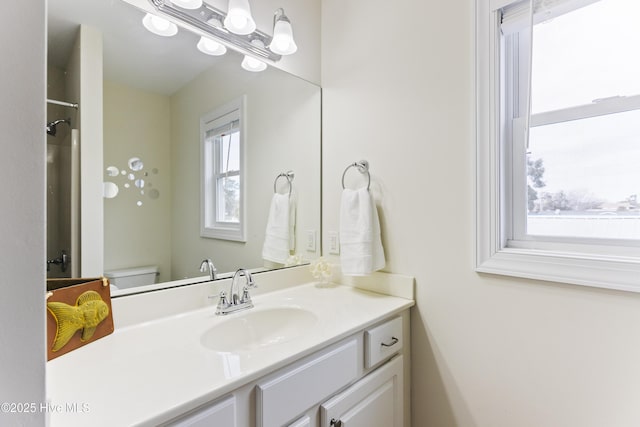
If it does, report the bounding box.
[218,290,228,304]
[209,290,227,302]
[240,286,253,304]
[244,271,257,288]
[214,291,230,315]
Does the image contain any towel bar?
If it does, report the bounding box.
[273,171,294,195]
[341,160,370,190]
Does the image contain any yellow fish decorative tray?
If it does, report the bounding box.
[46,277,114,361]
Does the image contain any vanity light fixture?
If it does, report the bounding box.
[223,0,256,35]
[144,0,296,70]
[147,0,280,62]
[170,0,202,9]
[269,8,297,55]
[142,12,178,36]
[241,40,267,72]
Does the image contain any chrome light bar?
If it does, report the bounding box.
[148,0,282,62]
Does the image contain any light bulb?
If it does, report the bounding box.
[224,0,256,35]
[241,39,267,72]
[142,13,178,37]
[197,36,227,56]
[269,10,297,55]
[273,37,290,53]
[230,15,247,29]
[152,17,170,31]
[241,55,266,72]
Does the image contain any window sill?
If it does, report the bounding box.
[476,247,640,292]
[201,226,246,242]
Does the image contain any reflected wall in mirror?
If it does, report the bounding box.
[47,0,321,294]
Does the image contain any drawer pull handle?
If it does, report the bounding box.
[330,418,343,427]
[381,337,399,347]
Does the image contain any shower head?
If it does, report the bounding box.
[46,118,70,136]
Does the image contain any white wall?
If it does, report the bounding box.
[66,25,104,276]
[0,2,46,426]
[321,0,640,426]
[103,80,172,282]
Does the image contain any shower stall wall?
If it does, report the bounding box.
[46,64,80,278]
[46,115,79,278]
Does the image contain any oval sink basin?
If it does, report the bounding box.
[201,307,318,352]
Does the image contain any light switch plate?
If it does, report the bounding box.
[306,230,316,252]
[328,231,340,254]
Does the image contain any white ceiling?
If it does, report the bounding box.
[48,0,244,95]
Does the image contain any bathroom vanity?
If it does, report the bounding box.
[46,268,414,427]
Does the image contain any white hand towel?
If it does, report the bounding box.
[262,193,295,264]
[340,188,385,276]
[289,190,297,251]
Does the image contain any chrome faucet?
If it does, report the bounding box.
[200,258,217,281]
[215,268,257,315]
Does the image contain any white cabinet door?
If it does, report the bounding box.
[168,395,235,427]
[320,355,403,427]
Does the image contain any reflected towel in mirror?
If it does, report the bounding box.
[262,192,296,264]
[339,188,385,275]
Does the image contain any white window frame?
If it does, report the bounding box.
[200,96,247,242]
[476,0,640,292]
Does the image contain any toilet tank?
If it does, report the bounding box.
[104,265,159,289]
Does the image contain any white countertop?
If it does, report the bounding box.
[46,282,414,426]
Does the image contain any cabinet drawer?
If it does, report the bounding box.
[166,395,235,427]
[257,338,359,427]
[288,415,311,427]
[364,317,403,369]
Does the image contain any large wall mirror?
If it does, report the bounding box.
[46,0,321,295]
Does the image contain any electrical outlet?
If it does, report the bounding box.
[306,230,316,252]
[328,231,340,254]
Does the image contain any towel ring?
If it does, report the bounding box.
[341,160,370,190]
[273,171,294,195]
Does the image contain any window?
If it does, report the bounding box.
[201,97,246,241]
[476,0,640,291]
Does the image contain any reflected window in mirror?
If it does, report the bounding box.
[201,96,246,242]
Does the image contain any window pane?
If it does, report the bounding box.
[216,176,240,223]
[216,131,240,173]
[531,0,640,113]
[526,110,640,239]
